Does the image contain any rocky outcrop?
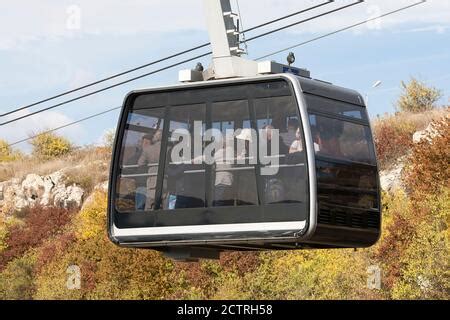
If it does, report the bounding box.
[413,122,439,144]
[413,115,449,143]
[0,170,84,214]
[380,160,405,193]
[53,185,85,209]
[380,115,448,193]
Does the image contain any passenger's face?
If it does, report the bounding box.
[154,130,162,142]
[142,138,151,148]
[264,128,273,141]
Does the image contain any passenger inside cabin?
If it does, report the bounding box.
[164,142,184,210]
[289,127,304,154]
[234,128,258,206]
[213,135,235,207]
[314,120,344,158]
[281,118,299,149]
[261,125,285,204]
[165,129,206,210]
[135,131,162,211]
[310,127,321,153]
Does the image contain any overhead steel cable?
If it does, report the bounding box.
[235,0,249,54]
[243,0,363,43]
[0,52,211,127]
[6,1,426,147]
[0,0,333,118]
[1,1,358,127]
[0,43,210,118]
[243,0,334,34]
[256,0,427,60]
[7,106,122,147]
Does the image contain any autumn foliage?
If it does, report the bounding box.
[403,117,450,198]
[0,140,22,163]
[0,79,448,300]
[373,115,416,168]
[30,132,73,160]
[397,78,441,113]
[0,206,73,270]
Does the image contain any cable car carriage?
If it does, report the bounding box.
[108,0,381,261]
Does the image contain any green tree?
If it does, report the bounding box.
[101,129,116,150]
[0,139,21,163]
[397,78,441,113]
[29,132,73,160]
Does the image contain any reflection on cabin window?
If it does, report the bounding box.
[162,104,206,210]
[309,114,375,165]
[116,108,164,212]
[305,94,367,120]
[115,81,309,213]
[210,100,258,207]
[255,96,307,204]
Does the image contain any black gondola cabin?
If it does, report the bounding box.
[108,74,381,259]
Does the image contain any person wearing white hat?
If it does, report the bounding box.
[234,128,258,206]
[235,128,255,162]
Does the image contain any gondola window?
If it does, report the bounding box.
[115,108,165,212]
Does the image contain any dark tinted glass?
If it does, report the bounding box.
[316,160,378,189]
[254,96,308,204]
[211,100,258,207]
[162,104,206,210]
[316,160,379,209]
[309,114,376,165]
[305,94,367,120]
[113,79,309,229]
[116,108,165,212]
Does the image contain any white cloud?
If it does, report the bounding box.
[0,0,449,50]
[237,0,450,35]
[395,25,450,34]
[0,0,205,50]
[319,52,450,78]
[96,127,116,147]
[0,109,85,149]
[68,68,97,89]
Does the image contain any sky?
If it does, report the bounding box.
[0,0,449,152]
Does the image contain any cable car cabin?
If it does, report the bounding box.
[108,74,381,260]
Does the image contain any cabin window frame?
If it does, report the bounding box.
[110,78,311,239]
[305,93,377,167]
[304,92,381,228]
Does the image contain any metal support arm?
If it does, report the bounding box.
[202,0,258,79]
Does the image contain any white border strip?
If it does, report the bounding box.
[113,221,306,237]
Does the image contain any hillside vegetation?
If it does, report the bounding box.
[0,79,448,300]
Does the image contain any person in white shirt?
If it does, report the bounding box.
[289,128,304,154]
[213,136,235,207]
[281,119,299,151]
[135,132,161,210]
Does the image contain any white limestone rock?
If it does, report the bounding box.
[380,162,405,193]
[0,170,85,213]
